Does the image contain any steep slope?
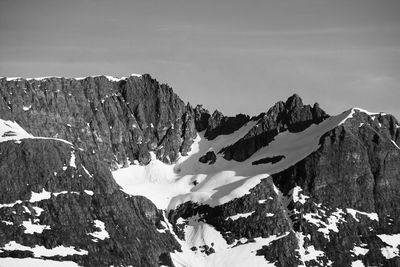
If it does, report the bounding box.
[0,119,179,266]
[0,75,205,168]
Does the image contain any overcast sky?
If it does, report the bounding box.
[1,0,399,118]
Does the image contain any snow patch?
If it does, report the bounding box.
[351,260,365,267]
[391,140,400,150]
[75,75,122,81]
[338,107,379,125]
[377,233,400,259]
[303,208,346,240]
[291,186,309,204]
[0,119,72,145]
[351,246,369,256]
[0,241,88,257]
[28,76,62,80]
[23,105,32,111]
[226,211,254,221]
[84,190,94,196]
[0,200,23,209]
[1,196,49,210]
[346,208,379,222]
[88,220,110,241]
[22,206,31,214]
[74,74,141,81]
[171,213,290,266]
[22,220,51,234]
[32,206,44,216]
[4,77,23,81]
[69,151,76,168]
[53,191,80,197]
[30,189,51,202]
[82,165,93,178]
[103,75,124,82]
[0,120,33,142]
[352,107,378,116]
[296,232,326,266]
[0,258,80,267]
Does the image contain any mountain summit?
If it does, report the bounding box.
[0,75,399,266]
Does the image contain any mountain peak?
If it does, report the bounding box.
[285,93,304,110]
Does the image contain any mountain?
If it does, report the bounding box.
[0,75,399,267]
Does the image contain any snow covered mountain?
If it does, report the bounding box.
[0,75,399,266]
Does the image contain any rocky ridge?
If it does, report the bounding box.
[220,94,329,162]
[0,75,208,168]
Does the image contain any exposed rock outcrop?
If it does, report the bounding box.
[0,75,200,169]
[0,138,178,266]
[204,112,250,140]
[199,151,217,164]
[220,94,329,161]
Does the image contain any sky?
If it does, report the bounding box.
[1,0,399,118]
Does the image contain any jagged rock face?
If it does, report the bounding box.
[220,94,329,161]
[0,75,199,168]
[2,75,400,267]
[272,110,400,217]
[268,110,400,266]
[0,138,178,266]
[204,112,250,140]
[193,105,211,132]
[169,108,400,266]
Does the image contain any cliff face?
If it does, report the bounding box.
[0,75,205,168]
[220,94,329,162]
[1,75,400,267]
[0,123,179,266]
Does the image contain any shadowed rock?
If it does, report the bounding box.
[220,94,329,162]
[252,155,285,165]
[199,151,217,164]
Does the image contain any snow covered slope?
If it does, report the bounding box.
[0,119,72,145]
[113,108,353,210]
